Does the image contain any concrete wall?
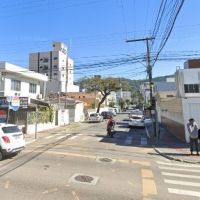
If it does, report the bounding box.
[159,98,185,141]
[182,97,200,142]
[75,103,85,122]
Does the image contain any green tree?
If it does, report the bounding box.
[84,77,122,113]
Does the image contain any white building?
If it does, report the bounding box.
[29,42,79,94]
[156,66,200,142]
[0,62,48,99]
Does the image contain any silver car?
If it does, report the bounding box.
[88,113,103,123]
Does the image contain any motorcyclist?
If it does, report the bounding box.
[107,116,115,137]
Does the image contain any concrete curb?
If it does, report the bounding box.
[154,147,200,164]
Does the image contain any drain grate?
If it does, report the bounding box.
[75,175,94,183]
[69,173,99,185]
[96,157,116,164]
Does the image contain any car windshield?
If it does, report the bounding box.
[90,113,97,117]
[130,116,142,119]
[2,126,21,134]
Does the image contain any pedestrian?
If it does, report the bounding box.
[187,118,199,156]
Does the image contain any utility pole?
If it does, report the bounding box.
[126,37,157,137]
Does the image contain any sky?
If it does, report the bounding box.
[0,0,199,81]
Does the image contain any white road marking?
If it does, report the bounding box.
[125,136,133,145]
[56,135,68,140]
[141,137,147,145]
[69,135,78,140]
[157,161,200,168]
[165,179,200,187]
[162,172,200,179]
[159,166,200,173]
[168,188,200,197]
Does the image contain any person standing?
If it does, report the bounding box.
[187,118,199,156]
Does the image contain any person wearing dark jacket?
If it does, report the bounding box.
[187,118,199,156]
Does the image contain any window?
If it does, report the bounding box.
[40,58,43,61]
[43,65,48,70]
[54,57,58,60]
[43,57,49,63]
[54,65,58,69]
[11,79,21,91]
[29,83,37,93]
[54,73,57,76]
[184,84,200,93]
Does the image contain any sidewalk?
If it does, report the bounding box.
[146,123,200,164]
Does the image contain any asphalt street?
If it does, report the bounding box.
[0,113,200,200]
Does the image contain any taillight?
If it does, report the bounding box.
[2,136,10,143]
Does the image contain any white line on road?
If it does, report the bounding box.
[69,135,78,140]
[159,166,200,173]
[165,179,200,187]
[162,172,200,179]
[157,161,200,168]
[168,188,200,197]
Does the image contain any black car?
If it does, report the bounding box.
[101,111,114,119]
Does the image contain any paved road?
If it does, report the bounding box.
[0,113,200,200]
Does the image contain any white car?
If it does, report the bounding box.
[0,124,26,160]
[88,113,103,123]
[129,115,145,128]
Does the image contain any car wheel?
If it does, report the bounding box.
[0,151,4,161]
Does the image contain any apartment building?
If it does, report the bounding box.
[29,42,79,94]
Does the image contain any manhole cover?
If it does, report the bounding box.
[99,158,112,162]
[75,175,94,183]
[69,173,99,185]
[96,157,116,164]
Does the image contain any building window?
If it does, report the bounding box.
[184,84,200,93]
[43,57,49,62]
[43,65,48,70]
[54,73,57,76]
[40,58,43,61]
[40,66,43,68]
[29,83,37,93]
[54,65,57,69]
[11,79,21,91]
[54,57,58,60]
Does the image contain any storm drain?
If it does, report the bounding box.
[96,157,116,164]
[69,173,99,185]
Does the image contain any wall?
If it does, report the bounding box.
[182,97,200,142]
[159,98,185,141]
[74,103,85,122]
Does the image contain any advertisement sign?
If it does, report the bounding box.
[0,97,29,110]
[0,109,7,123]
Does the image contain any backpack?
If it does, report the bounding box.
[198,129,200,139]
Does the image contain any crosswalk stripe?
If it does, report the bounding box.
[159,166,200,173]
[157,161,200,168]
[162,172,200,179]
[165,179,200,187]
[168,188,200,197]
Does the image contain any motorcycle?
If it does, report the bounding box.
[107,121,116,138]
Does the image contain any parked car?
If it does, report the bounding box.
[129,109,143,118]
[88,113,103,123]
[101,111,114,119]
[129,115,145,128]
[0,124,26,160]
[108,108,117,116]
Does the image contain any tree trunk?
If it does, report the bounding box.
[96,94,108,113]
